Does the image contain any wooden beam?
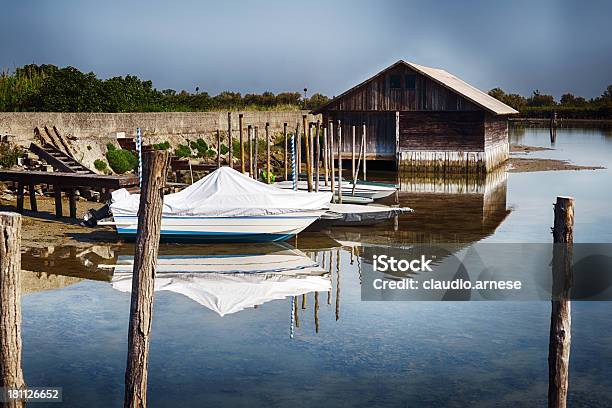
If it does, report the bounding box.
[548,196,574,408]
[124,151,170,408]
[254,126,259,180]
[54,185,62,218]
[265,122,271,184]
[239,114,245,173]
[0,212,26,408]
[329,121,335,203]
[68,189,77,219]
[315,120,320,192]
[337,120,343,204]
[28,184,37,212]
[227,112,233,169]
[248,125,254,178]
[16,183,24,214]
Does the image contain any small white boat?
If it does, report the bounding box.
[107,245,331,316]
[104,167,332,243]
[273,179,397,200]
[311,203,413,229]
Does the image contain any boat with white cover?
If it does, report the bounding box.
[104,167,332,242]
[273,179,397,200]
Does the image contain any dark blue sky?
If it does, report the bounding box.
[1,0,610,99]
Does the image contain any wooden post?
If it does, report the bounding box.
[216,129,221,168]
[548,196,574,408]
[294,122,301,181]
[265,122,271,184]
[54,185,62,218]
[283,123,288,181]
[0,212,26,408]
[335,248,340,321]
[314,291,320,334]
[239,114,245,173]
[254,126,259,180]
[329,121,335,203]
[351,125,356,183]
[248,125,253,178]
[69,189,77,218]
[293,296,300,328]
[28,184,37,212]
[323,126,328,186]
[309,123,314,187]
[337,120,343,204]
[16,184,24,214]
[315,120,320,192]
[362,123,367,181]
[124,151,170,408]
[303,115,312,192]
[227,112,233,169]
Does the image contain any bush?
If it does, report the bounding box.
[205,149,216,158]
[152,141,171,150]
[190,138,209,157]
[261,169,276,183]
[175,144,191,158]
[94,159,107,171]
[106,142,116,151]
[220,144,229,155]
[106,147,137,174]
[0,142,22,168]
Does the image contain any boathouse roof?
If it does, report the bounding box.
[312,60,519,116]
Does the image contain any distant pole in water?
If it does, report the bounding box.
[337,120,343,204]
[216,129,221,169]
[329,121,335,203]
[315,120,320,192]
[323,126,329,187]
[124,151,170,408]
[136,127,142,188]
[550,111,558,144]
[254,126,259,180]
[0,212,26,408]
[548,196,574,408]
[362,122,367,181]
[265,122,271,184]
[227,112,233,169]
[283,123,288,181]
[239,114,245,173]
[291,133,297,191]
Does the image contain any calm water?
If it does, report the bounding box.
[20,126,612,407]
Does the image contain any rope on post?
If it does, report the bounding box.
[290,295,295,339]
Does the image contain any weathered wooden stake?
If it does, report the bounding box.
[227,112,233,169]
[323,126,328,186]
[362,123,367,181]
[283,122,288,180]
[315,120,320,192]
[548,196,574,408]
[248,125,254,178]
[69,189,77,218]
[303,115,312,192]
[0,212,26,408]
[28,184,37,212]
[309,123,314,187]
[265,122,271,184]
[294,121,301,179]
[335,248,341,321]
[337,120,343,204]
[54,185,62,218]
[254,126,259,180]
[314,291,320,333]
[16,184,24,214]
[239,114,245,173]
[216,129,221,168]
[351,125,356,182]
[293,296,300,328]
[124,150,170,408]
[329,121,335,203]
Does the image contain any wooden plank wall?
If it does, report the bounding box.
[398,111,485,151]
[324,112,396,157]
[326,65,480,112]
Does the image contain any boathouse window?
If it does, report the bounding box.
[405,74,416,90]
[389,75,401,89]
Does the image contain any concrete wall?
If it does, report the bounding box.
[0,111,318,171]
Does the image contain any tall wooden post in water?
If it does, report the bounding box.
[254,126,259,180]
[303,115,312,192]
[315,120,320,192]
[216,129,221,168]
[362,123,367,181]
[283,123,288,180]
[323,126,328,186]
[239,114,245,173]
[329,121,335,203]
[0,212,26,408]
[337,120,343,204]
[248,125,253,178]
[227,112,233,169]
[548,196,574,408]
[124,151,170,408]
[265,122,271,183]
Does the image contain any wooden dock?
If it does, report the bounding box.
[0,170,138,218]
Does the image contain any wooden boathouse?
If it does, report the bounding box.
[312,60,518,172]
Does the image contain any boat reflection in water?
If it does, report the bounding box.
[105,243,332,317]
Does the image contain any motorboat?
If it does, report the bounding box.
[273,179,397,200]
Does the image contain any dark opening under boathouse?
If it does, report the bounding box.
[312,60,518,172]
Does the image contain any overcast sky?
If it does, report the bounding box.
[1,0,610,99]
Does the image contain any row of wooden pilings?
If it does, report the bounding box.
[217,113,368,201]
[0,150,575,407]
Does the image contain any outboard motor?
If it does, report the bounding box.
[81,204,111,227]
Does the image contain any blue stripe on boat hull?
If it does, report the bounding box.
[116,228,294,243]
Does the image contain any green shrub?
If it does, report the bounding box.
[0,142,22,168]
[175,144,191,158]
[261,170,276,183]
[106,147,137,174]
[190,138,209,157]
[152,141,171,150]
[220,144,229,155]
[205,149,216,158]
[106,142,116,151]
[93,159,107,171]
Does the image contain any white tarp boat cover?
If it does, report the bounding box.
[110,166,332,217]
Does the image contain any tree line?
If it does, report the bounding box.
[0,64,329,112]
[488,86,612,119]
